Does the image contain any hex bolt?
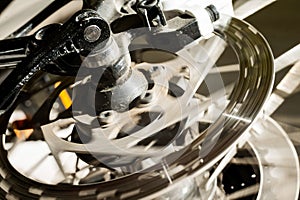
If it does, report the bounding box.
[99,110,115,124]
[84,25,102,43]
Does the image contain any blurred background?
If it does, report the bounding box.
[246,0,300,152]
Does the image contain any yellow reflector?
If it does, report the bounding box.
[55,82,72,109]
[14,129,33,140]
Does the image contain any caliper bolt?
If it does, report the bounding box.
[84,25,102,43]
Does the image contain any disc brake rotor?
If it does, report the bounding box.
[0,15,276,200]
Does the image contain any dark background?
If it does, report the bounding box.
[247,0,300,128]
[247,0,300,58]
[225,0,300,128]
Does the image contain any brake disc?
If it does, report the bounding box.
[0,13,278,199]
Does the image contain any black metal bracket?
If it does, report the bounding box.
[0,4,219,115]
[0,9,110,112]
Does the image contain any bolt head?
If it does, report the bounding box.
[99,110,115,125]
[84,25,102,43]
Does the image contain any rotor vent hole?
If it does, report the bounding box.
[180,66,190,80]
